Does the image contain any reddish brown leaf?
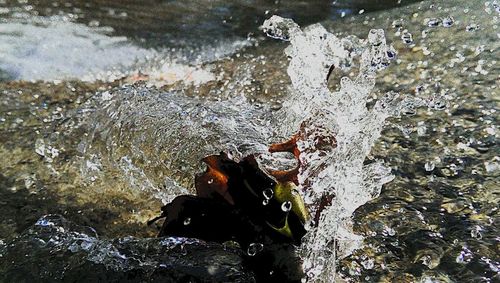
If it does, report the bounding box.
[195,154,235,205]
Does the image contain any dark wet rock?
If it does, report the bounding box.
[153,152,307,282]
[0,215,255,283]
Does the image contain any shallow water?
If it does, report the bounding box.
[0,0,498,282]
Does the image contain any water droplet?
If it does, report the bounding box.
[386,48,397,60]
[426,18,441,27]
[262,199,269,206]
[35,139,46,157]
[281,201,292,212]
[183,217,191,226]
[484,160,500,173]
[494,2,500,13]
[425,161,435,172]
[470,225,483,239]
[263,188,274,200]
[368,29,385,46]
[391,19,404,29]
[180,244,188,255]
[247,243,264,256]
[401,31,413,44]
[431,100,447,110]
[456,246,473,263]
[442,16,454,27]
[403,106,416,116]
[262,16,297,41]
[466,24,479,32]
[361,258,374,269]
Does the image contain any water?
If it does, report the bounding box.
[74,85,273,197]
[0,0,498,282]
[0,12,249,82]
[326,1,499,281]
[0,15,153,81]
[0,214,251,282]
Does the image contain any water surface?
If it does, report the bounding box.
[0,0,498,282]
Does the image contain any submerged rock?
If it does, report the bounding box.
[0,215,254,283]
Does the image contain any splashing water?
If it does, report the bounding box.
[1,1,498,282]
[72,15,421,281]
[73,85,274,202]
[29,7,494,281]
[262,15,421,281]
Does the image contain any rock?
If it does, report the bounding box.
[0,215,254,283]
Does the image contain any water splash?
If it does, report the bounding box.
[262,15,420,281]
[71,15,418,281]
[74,85,273,201]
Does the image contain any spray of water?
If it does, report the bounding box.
[262,16,420,281]
[70,15,423,281]
[75,86,273,202]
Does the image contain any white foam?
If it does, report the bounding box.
[0,14,247,84]
[0,15,154,81]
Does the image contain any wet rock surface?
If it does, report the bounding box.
[0,215,255,283]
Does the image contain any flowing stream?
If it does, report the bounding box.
[0,0,498,282]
